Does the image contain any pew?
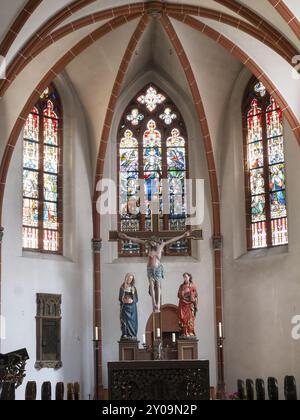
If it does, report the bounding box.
[25,381,37,400]
[246,379,255,401]
[284,376,297,401]
[268,377,279,401]
[41,382,52,401]
[236,375,298,400]
[255,379,265,401]
[55,382,64,401]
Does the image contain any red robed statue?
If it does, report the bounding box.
[178,273,198,337]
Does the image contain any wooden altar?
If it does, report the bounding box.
[108,360,210,400]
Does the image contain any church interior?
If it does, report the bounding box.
[0,0,300,401]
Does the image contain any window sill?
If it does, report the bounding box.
[22,251,73,263]
[236,245,289,262]
[110,255,200,264]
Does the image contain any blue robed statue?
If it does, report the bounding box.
[119,273,138,339]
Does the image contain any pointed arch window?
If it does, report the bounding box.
[118,84,190,256]
[243,78,288,249]
[22,85,63,253]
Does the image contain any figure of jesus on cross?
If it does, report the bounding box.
[110,213,202,313]
[119,230,191,313]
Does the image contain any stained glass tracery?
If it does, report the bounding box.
[245,79,288,249]
[119,84,189,256]
[254,82,266,97]
[137,86,166,112]
[160,107,177,125]
[22,85,62,253]
[126,108,144,126]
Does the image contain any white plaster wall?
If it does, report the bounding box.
[0,73,94,400]
[65,19,139,180]
[99,71,217,389]
[198,18,300,123]
[221,68,300,399]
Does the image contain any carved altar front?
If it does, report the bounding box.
[108,360,210,400]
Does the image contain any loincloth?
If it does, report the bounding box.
[147,264,164,285]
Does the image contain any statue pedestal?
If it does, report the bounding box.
[177,337,199,360]
[119,339,139,361]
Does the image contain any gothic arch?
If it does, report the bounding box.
[116,82,191,257]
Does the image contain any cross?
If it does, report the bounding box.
[109,213,203,243]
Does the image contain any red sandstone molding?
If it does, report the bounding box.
[0,0,42,57]
[160,15,220,233]
[34,2,297,63]
[30,3,147,57]
[268,0,300,40]
[92,15,150,398]
[213,0,297,52]
[92,16,149,206]
[165,4,297,62]
[92,12,150,235]
[170,13,300,146]
[0,1,296,99]
[160,14,225,396]
[29,3,296,73]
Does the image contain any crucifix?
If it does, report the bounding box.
[110,212,202,359]
[109,212,202,314]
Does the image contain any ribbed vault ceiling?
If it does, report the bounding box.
[0,0,300,183]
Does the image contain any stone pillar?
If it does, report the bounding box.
[0,227,3,324]
[212,235,225,400]
[92,238,103,400]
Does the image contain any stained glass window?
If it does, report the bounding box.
[118,84,189,256]
[22,84,62,253]
[244,78,288,249]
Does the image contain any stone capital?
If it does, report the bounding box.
[212,236,223,251]
[92,238,102,253]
